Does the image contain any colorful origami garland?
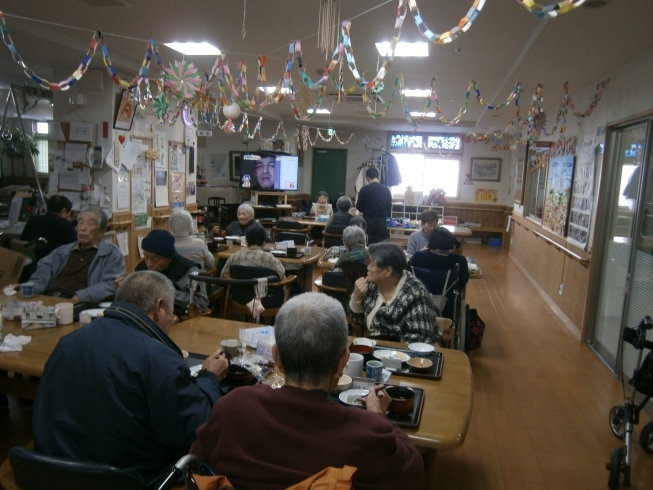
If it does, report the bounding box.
[165,60,202,100]
[0,11,99,91]
[407,0,486,45]
[516,0,588,18]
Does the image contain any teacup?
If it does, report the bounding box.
[344,353,364,378]
[220,339,241,360]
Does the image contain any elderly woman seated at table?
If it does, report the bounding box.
[334,225,368,268]
[321,217,367,263]
[349,242,441,344]
[309,190,333,217]
[190,293,424,490]
[220,224,285,279]
[212,203,271,242]
[325,196,353,234]
[169,209,215,270]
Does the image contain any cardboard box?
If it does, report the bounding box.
[0,248,26,289]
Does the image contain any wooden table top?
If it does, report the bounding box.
[0,295,78,378]
[213,244,325,265]
[169,316,473,451]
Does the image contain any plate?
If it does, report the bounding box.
[352,338,377,347]
[338,388,369,407]
[373,350,411,363]
[270,250,286,256]
[225,236,240,241]
[407,342,435,354]
[327,257,338,263]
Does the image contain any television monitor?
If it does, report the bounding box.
[239,152,299,191]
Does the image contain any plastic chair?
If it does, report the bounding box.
[275,231,310,245]
[322,231,343,248]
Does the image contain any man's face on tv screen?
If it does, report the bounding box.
[255,157,276,189]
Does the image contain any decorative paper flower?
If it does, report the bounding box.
[146,148,159,161]
[152,93,170,120]
[165,60,202,100]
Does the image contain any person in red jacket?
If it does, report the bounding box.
[191,292,424,490]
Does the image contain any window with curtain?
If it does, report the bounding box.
[390,153,460,198]
[34,137,48,174]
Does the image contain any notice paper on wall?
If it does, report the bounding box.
[59,191,81,211]
[117,181,129,210]
[154,170,169,207]
[64,143,88,164]
[69,122,94,142]
[59,170,81,191]
[116,232,129,256]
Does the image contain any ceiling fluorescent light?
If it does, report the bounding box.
[410,111,436,118]
[164,42,221,56]
[375,42,428,57]
[314,108,330,114]
[258,86,290,94]
[403,89,431,98]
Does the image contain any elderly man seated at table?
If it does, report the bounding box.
[191,292,424,490]
[33,271,228,489]
[350,242,441,344]
[114,229,208,316]
[212,203,271,242]
[28,207,125,302]
[169,209,215,270]
[220,223,285,279]
[325,195,353,234]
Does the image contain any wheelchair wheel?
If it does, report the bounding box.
[608,447,623,490]
[609,405,626,439]
[640,421,653,454]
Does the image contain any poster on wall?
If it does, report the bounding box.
[171,172,185,206]
[567,144,599,249]
[542,155,575,237]
[475,188,498,203]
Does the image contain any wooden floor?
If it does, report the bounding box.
[1,244,652,489]
[433,244,653,490]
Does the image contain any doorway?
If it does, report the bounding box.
[311,149,347,205]
[589,115,653,384]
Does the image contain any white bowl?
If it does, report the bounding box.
[333,374,353,394]
[352,338,377,347]
[407,342,436,354]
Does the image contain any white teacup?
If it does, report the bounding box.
[344,353,364,378]
[55,302,74,325]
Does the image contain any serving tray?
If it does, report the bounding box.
[329,386,425,428]
[374,347,443,381]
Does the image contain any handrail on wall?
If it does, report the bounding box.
[515,219,590,267]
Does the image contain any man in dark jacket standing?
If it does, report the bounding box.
[20,195,77,262]
[356,167,393,244]
[33,270,228,489]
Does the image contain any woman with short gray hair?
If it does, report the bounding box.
[169,210,215,269]
[213,203,271,242]
[325,196,353,234]
[350,242,440,344]
[334,226,368,268]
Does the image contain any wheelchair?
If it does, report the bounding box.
[606,315,653,489]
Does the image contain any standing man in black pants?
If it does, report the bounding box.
[355,167,392,244]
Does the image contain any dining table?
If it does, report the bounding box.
[169,316,473,490]
[213,243,325,292]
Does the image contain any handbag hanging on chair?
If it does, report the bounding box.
[429,269,454,314]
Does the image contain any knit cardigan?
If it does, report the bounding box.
[349,271,441,344]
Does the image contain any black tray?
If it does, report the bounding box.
[373,347,443,381]
[186,353,272,393]
[329,386,425,428]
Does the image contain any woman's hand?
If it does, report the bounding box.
[351,276,369,303]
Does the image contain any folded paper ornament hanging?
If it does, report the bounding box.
[223,101,241,120]
[165,60,202,100]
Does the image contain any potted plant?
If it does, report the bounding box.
[1,128,39,179]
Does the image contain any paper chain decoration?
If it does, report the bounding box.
[407,0,486,44]
[515,0,588,18]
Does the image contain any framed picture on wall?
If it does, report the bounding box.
[542,155,576,237]
[113,90,137,131]
[470,158,501,181]
[229,151,241,182]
